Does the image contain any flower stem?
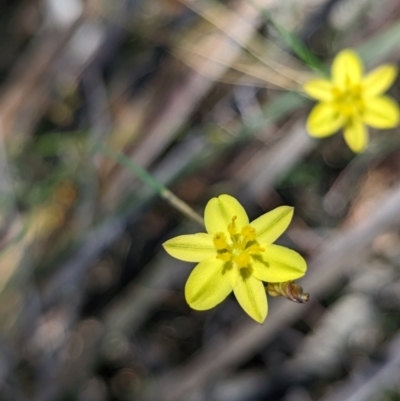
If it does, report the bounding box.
[99,145,205,228]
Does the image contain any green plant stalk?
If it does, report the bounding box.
[99,144,205,228]
[250,2,327,74]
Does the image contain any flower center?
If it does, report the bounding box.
[213,216,264,269]
[332,85,364,118]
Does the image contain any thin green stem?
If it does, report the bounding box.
[250,2,328,74]
[99,145,205,228]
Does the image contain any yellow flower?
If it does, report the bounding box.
[163,194,307,323]
[304,49,399,153]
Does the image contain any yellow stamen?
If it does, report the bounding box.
[216,252,231,262]
[234,252,250,269]
[227,216,237,236]
[247,243,265,253]
[241,226,256,241]
[213,232,228,250]
[333,84,365,119]
[213,221,264,272]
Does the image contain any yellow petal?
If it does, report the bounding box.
[163,233,215,262]
[204,194,249,235]
[185,258,233,310]
[362,64,398,97]
[306,103,344,137]
[303,79,334,102]
[251,206,293,246]
[343,119,368,153]
[332,49,363,89]
[362,96,400,128]
[233,269,267,323]
[252,245,307,283]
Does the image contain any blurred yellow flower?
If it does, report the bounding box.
[304,49,399,153]
[163,194,307,323]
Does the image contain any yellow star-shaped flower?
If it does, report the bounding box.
[163,194,307,323]
[304,49,400,153]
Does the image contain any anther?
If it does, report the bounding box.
[228,216,238,236]
[213,232,228,250]
[241,226,256,241]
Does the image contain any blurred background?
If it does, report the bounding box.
[2,0,400,400]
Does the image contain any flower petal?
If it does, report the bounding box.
[204,194,249,234]
[362,64,398,97]
[343,119,368,153]
[252,245,307,283]
[185,258,233,310]
[163,233,215,262]
[303,79,334,102]
[251,206,293,246]
[332,49,363,89]
[362,96,400,128]
[233,269,267,323]
[306,103,344,137]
